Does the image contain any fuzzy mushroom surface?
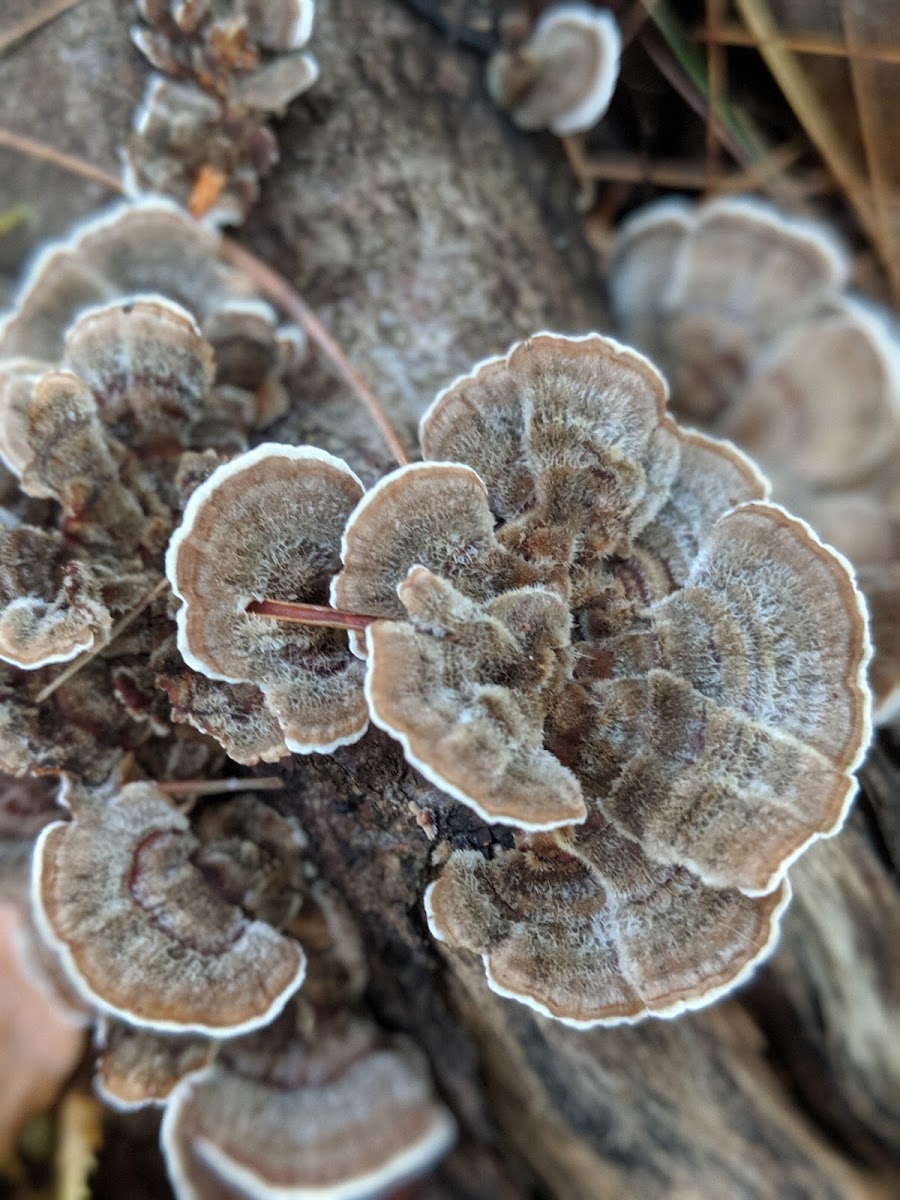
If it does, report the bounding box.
[161,1008,457,1200]
[31,782,306,1035]
[426,830,790,1026]
[330,331,872,1022]
[167,443,369,757]
[609,194,900,721]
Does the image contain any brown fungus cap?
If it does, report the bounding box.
[565,502,871,897]
[161,1007,457,1200]
[129,1,318,224]
[0,200,258,362]
[125,76,280,226]
[337,334,870,859]
[426,829,790,1027]
[487,5,621,136]
[365,568,585,830]
[61,297,216,454]
[133,0,316,71]
[419,333,679,557]
[0,359,50,480]
[32,782,306,1034]
[0,526,112,670]
[333,461,545,643]
[94,1021,216,1112]
[167,444,368,757]
[722,295,900,492]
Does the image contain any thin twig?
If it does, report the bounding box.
[158,776,284,797]
[0,0,83,56]
[34,578,169,705]
[219,237,411,466]
[0,128,411,466]
[0,127,122,192]
[246,598,379,632]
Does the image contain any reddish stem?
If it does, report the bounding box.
[246,598,379,632]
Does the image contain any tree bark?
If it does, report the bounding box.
[1,2,899,1197]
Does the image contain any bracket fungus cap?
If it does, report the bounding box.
[161,1011,457,1200]
[0,199,259,363]
[487,4,621,135]
[166,443,368,756]
[425,833,792,1027]
[364,567,586,831]
[94,1022,216,1112]
[31,782,306,1035]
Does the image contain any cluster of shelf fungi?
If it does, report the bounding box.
[0,1,898,1198]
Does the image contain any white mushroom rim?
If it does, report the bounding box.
[0,197,220,346]
[160,1062,458,1200]
[423,877,793,1028]
[0,601,99,671]
[537,5,623,136]
[166,441,364,685]
[418,328,671,444]
[362,591,586,834]
[721,500,874,898]
[30,820,307,1038]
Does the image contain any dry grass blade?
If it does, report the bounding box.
[55,1090,102,1200]
[695,24,900,67]
[732,0,889,282]
[704,0,726,192]
[839,0,900,303]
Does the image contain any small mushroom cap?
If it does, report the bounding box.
[420,333,677,554]
[426,829,789,1026]
[246,0,315,51]
[167,443,368,756]
[0,359,50,479]
[604,428,769,604]
[608,197,692,370]
[161,1010,457,1200]
[94,1022,216,1112]
[333,462,541,655]
[366,568,585,830]
[229,52,319,113]
[62,297,216,451]
[487,5,621,135]
[32,782,306,1035]
[157,664,291,765]
[859,560,900,725]
[15,369,148,548]
[0,526,112,670]
[722,296,900,490]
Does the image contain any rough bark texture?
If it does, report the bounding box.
[1,2,899,1197]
